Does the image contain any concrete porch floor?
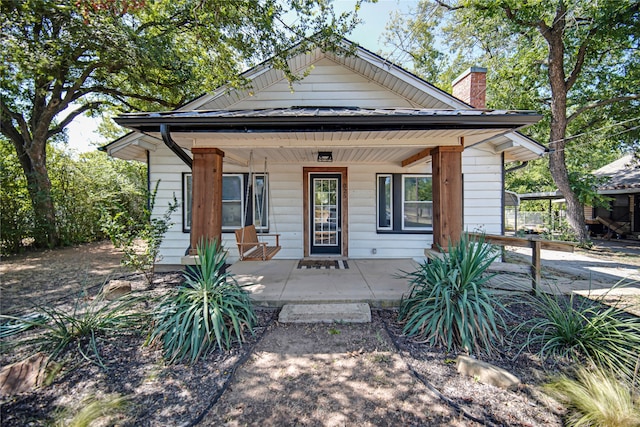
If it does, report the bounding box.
[229,259,418,308]
[229,252,640,308]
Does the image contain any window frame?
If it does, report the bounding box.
[401,174,433,231]
[376,174,393,231]
[376,173,433,234]
[252,173,269,231]
[182,172,269,233]
[221,174,244,231]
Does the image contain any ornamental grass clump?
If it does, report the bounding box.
[1,292,148,369]
[398,233,505,355]
[545,366,640,427]
[150,240,257,364]
[518,287,640,384]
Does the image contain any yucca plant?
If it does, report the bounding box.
[1,293,148,369]
[518,287,640,383]
[398,233,505,355]
[545,366,640,427]
[149,239,257,364]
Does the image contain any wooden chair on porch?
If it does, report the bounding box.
[235,225,281,261]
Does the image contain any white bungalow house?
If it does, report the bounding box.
[102,40,546,268]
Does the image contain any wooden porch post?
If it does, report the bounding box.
[430,146,464,251]
[190,147,224,254]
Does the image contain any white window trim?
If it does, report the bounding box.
[222,174,244,231]
[183,173,271,232]
[376,174,393,231]
[401,174,433,231]
[252,174,269,231]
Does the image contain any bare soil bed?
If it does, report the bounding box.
[0,241,576,426]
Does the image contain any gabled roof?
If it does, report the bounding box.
[103,38,546,163]
[519,154,640,201]
[182,40,467,111]
[594,154,640,193]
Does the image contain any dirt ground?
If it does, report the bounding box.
[0,241,129,316]
[4,240,634,426]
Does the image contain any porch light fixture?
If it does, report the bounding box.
[317,151,333,162]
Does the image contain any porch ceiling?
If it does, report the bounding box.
[111,107,544,165]
[146,128,512,166]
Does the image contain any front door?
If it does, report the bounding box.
[310,173,342,255]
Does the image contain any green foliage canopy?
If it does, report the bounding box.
[1,0,365,248]
[0,139,147,254]
[383,0,639,242]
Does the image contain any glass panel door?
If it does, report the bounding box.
[310,174,341,255]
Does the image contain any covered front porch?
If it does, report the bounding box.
[230,258,418,307]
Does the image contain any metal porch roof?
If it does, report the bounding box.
[115,107,542,134]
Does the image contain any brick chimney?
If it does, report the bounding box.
[451,67,487,109]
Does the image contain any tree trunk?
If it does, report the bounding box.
[13,136,59,248]
[548,133,589,244]
[544,12,590,245]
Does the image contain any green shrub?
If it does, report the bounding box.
[0,139,33,253]
[0,140,147,254]
[101,181,177,286]
[545,366,640,427]
[397,233,504,355]
[51,149,147,247]
[518,288,640,383]
[149,240,257,364]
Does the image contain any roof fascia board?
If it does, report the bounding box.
[508,131,547,154]
[181,63,277,111]
[598,188,639,194]
[133,138,158,152]
[469,130,546,158]
[115,114,541,133]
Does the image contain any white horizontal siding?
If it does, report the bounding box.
[347,165,434,259]
[150,153,504,265]
[228,58,414,110]
[463,148,503,234]
[149,145,191,265]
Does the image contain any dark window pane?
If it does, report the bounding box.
[377,175,392,229]
[222,176,242,200]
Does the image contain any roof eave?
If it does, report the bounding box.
[114,113,542,134]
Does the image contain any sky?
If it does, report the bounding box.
[65,0,419,153]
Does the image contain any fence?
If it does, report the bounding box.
[505,207,567,233]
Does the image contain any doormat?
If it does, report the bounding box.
[297,260,349,270]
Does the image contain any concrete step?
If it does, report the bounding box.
[278,303,371,323]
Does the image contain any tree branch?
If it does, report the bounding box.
[89,86,180,108]
[46,102,103,139]
[0,114,25,148]
[62,61,104,106]
[434,1,463,11]
[504,6,542,28]
[1,99,32,146]
[565,26,597,91]
[568,94,640,123]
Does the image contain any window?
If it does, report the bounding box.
[377,174,392,230]
[253,174,268,230]
[376,173,432,233]
[222,175,243,229]
[402,175,433,230]
[182,173,268,232]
